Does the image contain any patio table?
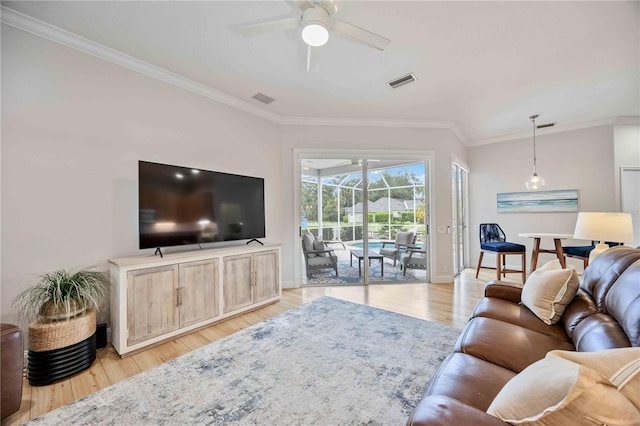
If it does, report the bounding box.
[350,249,384,277]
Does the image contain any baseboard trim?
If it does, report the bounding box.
[282,280,298,289]
[433,274,453,283]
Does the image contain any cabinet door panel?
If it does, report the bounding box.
[127,265,179,346]
[179,259,219,327]
[254,250,279,303]
[223,254,253,314]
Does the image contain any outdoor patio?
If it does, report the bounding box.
[302,243,428,285]
[301,160,428,285]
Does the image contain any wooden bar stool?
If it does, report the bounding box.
[475,223,527,282]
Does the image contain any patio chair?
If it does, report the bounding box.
[475,223,526,282]
[379,231,417,266]
[302,231,338,278]
[401,246,427,276]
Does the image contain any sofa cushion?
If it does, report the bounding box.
[604,259,640,346]
[562,288,599,339]
[572,313,632,352]
[521,262,579,325]
[487,349,640,425]
[455,317,574,373]
[425,352,516,411]
[471,297,570,341]
[580,246,640,313]
[409,395,506,426]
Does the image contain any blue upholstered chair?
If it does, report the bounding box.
[563,241,622,269]
[475,223,526,282]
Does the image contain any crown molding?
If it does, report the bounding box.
[280,116,468,142]
[467,116,639,147]
[613,116,640,125]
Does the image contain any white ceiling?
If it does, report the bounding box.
[2,1,639,144]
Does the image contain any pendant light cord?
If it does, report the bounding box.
[530,114,539,175]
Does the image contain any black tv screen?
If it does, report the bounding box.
[138,161,265,249]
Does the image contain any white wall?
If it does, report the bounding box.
[614,124,640,173]
[468,125,617,272]
[1,27,283,330]
[281,125,467,287]
[614,124,640,246]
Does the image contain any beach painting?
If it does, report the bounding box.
[497,189,579,213]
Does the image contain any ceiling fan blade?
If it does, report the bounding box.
[331,18,391,51]
[294,0,314,12]
[239,16,300,37]
[306,44,311,72]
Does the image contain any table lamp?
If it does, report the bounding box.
[573,212,635,263]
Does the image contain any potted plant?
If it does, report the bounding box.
[13,267,110,386]
[13,267,109,321]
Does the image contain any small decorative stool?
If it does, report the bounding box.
[28,309,96,386]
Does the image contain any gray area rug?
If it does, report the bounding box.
[29,297,461,425]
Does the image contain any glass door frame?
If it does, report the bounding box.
[451,159,469,276]
[294,149,435,285]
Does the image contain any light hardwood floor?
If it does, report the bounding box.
[2,268,518,425]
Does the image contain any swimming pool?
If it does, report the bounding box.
[352,242,385,250]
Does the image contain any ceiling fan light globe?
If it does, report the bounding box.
[302,23,329,47]
[525,173,546,190]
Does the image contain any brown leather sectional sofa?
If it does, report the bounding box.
[408,246,640,425]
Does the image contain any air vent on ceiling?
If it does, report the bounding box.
[537,122,557,129]
[387,73,416,89]
[252,93,275,104]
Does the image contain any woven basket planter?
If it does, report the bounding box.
[29,309,96,352]
[28,310,97,386]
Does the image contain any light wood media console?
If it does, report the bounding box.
[109,244,281,356]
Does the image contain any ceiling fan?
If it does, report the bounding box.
[239,0,390,69]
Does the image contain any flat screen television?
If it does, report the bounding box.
[138,161,265,249]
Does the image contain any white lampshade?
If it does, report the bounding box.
[573,212,635,263]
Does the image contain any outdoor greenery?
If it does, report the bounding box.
[302,166,427,242]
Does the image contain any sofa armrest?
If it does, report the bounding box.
[407,395,507,426]
[484,280,524,304]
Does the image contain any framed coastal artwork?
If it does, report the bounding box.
[497,189,579,213]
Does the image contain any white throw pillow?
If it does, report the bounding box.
[521,260,579,325]
[487,348,640,425]
[538,259,562,271]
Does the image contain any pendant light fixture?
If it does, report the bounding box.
[525,114,546,190]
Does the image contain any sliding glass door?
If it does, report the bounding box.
[451,163,468,276]
[299,154,429,285]
[301,159,365,285]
